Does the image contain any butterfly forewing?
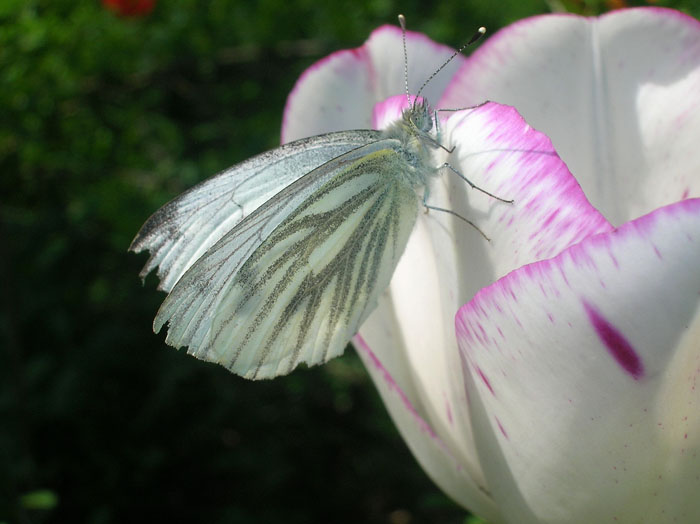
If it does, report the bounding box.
[130,130,381,292]
[156,143,421,379]
[152,140,393,350]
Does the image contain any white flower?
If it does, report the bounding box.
[283,8,700,523]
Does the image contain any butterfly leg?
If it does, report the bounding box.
[421,188,490,241]
[440,163,514,203]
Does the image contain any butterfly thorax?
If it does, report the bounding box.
[380,99,439,188]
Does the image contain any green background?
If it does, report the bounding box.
[2,1,698,523]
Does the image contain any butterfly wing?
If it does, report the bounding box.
[130,130,381,292]
[155,142,420,379]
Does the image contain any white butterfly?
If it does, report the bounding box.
[131,19,493,379]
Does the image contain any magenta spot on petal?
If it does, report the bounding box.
[476,366,494,395]
[583,301,644,379]
[682,188,690,199]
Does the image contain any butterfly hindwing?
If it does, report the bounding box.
[155,143,420,379]
[130,130,381,292]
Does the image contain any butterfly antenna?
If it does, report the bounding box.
[398,14,411,105]
[415,26,486,100]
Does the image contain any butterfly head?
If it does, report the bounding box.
[376,95,435,141]
[373,95,440,182]
[405,98,434,136]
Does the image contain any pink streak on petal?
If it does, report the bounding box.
[582,301,644,380]
[445,395,454,426]
[476,366,495,396]
[353,334,439,440]
[496,417,509,440]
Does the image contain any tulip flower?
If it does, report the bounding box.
[282,8,700,523]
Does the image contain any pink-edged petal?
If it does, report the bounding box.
[363,25,464,106]
[358,101,609,514]
[371,94,424,130]
[441,8,700,225]
[456,198,700,523]
[281,44,375,143]
[282,26,463,142]
[443,102,612,281]
[353,334,503,523]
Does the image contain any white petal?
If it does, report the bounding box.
[364,25,464,105]
[444,102,612,281]
[281,45,375,143]
[456,198,700,523]
[358,101,608,514]
[441,8,700,225]
[282,26,463,142]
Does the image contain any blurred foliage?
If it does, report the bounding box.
[1,1,697,523]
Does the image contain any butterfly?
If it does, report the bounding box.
[130,17,495,379]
